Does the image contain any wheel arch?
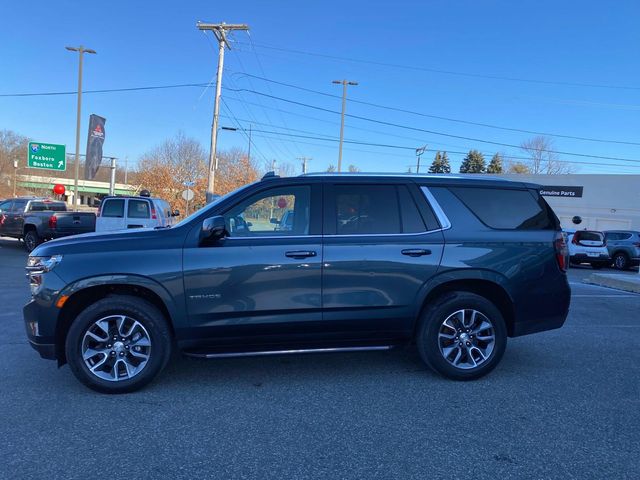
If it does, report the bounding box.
[414,271,516,337]
[54,275,181,365]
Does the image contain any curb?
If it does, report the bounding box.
[584,273,640,294]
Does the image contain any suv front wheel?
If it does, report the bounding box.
[417,292,507,380]
[65,295,172,394]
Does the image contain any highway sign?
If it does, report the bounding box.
[28,142,66,171]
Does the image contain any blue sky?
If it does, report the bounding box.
[1,0,639,174]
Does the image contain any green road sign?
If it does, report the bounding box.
[28,142,66,171]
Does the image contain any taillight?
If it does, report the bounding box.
[48,215,57,229]
[555,232,568,272]
[151,206,157,220]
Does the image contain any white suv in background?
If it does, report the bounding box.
[566,230,610,269]
[96,196,179,232]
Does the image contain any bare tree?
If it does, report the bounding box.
[347,164,360,173]
[506,161,532,174]
[135,132,208,211]
[520,136,574,174]
[0,130,30,197]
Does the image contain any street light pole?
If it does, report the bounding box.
[66,45,96,209]
[332,79,358,172]
[416,145,427,174]
[13,159,18,197]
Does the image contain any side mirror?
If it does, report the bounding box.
[172,209,180,217]
[200,215,227,243]
[270,217,279,224]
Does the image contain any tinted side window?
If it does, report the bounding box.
[0,201,12,212]
[450,187,556,230]
[128,200,151,219]
[102,199,125,218]
[398,185,426,233]
[335,185,400,235]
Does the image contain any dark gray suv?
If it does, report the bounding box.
[23,173,570,393]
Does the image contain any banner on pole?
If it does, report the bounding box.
[84,114,106,180]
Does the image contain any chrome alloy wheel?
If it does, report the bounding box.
[438,309,495,370]
[81,315,152,382]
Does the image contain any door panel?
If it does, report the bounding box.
[322,233,443,337]
[321,182,444,339]
[182,183,323,346]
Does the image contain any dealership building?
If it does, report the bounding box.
[500,174,640,231]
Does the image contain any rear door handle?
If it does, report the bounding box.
[401,249,431,257]
[285,250,317,259]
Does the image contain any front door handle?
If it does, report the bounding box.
[401,248,432,257]
[285,250,317,259]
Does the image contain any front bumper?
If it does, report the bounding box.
[23,299,58,360]
[22,270,67,362]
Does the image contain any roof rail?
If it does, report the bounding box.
[262,171,279,180]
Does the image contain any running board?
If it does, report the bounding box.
[183,345,393,359]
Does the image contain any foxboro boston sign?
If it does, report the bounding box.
[539,185,584,198]
[28,142,66,171]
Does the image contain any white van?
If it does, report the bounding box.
[96,196,179,232]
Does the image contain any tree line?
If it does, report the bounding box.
[425,135,573,175]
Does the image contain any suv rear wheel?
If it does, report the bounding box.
[612,252,629,270]
[65,295,172,394]
[417,292,507,380]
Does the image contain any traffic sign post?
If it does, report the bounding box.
[182,189,195,216]
[28,142,66,171]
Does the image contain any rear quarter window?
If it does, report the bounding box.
[449,187,557,230]
[128,200,151,219]
[101,199,125,218]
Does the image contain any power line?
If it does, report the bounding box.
[4,80,640,163]
[232,72,640,146]
[230,125,640,169]
[234,41,640,91]
[223,86,640,164]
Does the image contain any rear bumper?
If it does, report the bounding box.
[570,253,609,264]
[510,274,571,337]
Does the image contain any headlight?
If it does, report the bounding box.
[26,255,63,273]
[26,255,62,295]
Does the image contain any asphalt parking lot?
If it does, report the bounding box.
[0,237,639,479]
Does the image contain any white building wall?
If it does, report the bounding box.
[500,174,640,231]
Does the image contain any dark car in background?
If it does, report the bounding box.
[604,230,640,270]
[0,198,96,252]
[23,173,570,393]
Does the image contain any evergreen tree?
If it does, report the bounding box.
[428,151,451,173]
[459,150,486,173]
[487,153,504,174]
[441,151,451,173]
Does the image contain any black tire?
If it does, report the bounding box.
[24,230,41,253]
[612,253,629,271]
[417,292,507,381]
[591,263,604,270]
[65,295,172,394]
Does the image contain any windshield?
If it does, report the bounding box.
[173,183,256,228]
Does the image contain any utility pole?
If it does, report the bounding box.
[298,156,312,174]
[197,21,249,202]
[108,157,117,196]
[65,45,96,210]
[416,145,427,173]
[332,79,358,172]
[13,159,18,197]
